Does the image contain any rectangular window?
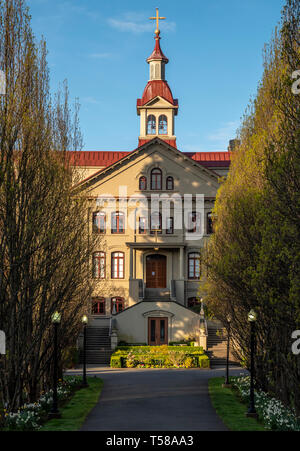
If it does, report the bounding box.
[111,252,125,279]
[139,217,147,234]
[166,217,174,234]
[111,212,125,234]
[187,212,201,233]
[150,213,162,234]
[93,212,106,234]
[188,253,201,280]
[93,252,106,279]
[91,298,106,315]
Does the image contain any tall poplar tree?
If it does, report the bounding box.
[0,0,99,410]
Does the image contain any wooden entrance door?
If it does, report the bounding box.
[148,317,168,345]
[146,255,167,288]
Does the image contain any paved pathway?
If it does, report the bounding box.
[66,366,246,431]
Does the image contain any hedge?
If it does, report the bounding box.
[110,346,209,369]
[114,345,204,354]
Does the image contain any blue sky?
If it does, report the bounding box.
[27,0,285,152]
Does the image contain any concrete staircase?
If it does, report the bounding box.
[144,288,171,301]
[207,321,239,367]
[80,327,112,365]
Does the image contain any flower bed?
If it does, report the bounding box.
[110,345,209,369]
[2,376,82,431]
[232,376,300,431]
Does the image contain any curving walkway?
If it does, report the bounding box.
[65,366,247,431]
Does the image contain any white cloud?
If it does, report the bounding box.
[88,53,113,59]
[207,121,240,144]
[82,97,101,105]
[108,12,176,34]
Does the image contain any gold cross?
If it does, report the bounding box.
[149,8,166,36]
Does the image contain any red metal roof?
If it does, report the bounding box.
[186,152,232,168]
[147,36,169,63]
[137,80,178,107]
[68,151,132,167]
[138,138,177,149]
[69,149,231,168]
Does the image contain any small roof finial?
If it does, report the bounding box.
[149,7,166,37]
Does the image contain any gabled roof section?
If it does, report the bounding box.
[72,138,229,190]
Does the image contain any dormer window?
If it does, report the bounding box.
[151,168,162,190]
[139,176,147,190]
[147,115,156,135]
[158,115,168,135]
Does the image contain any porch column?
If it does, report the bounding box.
[134,249,137,279]
[179,246,184,280]
[129,247,134,280]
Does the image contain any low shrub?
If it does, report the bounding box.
[110,346,209,369]
[114,345,204,354]
[110,355,123,368]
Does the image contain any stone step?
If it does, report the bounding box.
[80,350,112,364]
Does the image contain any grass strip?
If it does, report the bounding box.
[40,377,103,431]
[208,377,266,431]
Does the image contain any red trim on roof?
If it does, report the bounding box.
[147,36,169,63]
[137,80,178,107]
[138,138,177,149]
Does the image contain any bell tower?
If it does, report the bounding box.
[137,9,179,148]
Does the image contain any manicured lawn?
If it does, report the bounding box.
[208,377,266,431]
[40,377,103,431]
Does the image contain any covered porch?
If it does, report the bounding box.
[126,242,186,306]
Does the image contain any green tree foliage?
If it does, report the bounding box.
[205,0,300,413]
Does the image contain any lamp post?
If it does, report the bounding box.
[49,311,61,419]
[223,314,232,388]
[81,315,89,388]
[246,309,258,418]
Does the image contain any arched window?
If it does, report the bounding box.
[93,211,106,233]
[166,176,174,190]
[207,212,214,234]
[111,212,125,234]
[188,297,201,308]
[92,252,106,279]
[111,252,124,279]
[151,168,162,190]
[139,176,147,190]
[158,115,168,135]
[147,115,156,135]
[150,212,162,234]
[111,297,125,314]
[188,253,201,280]
[91,298,106,315]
